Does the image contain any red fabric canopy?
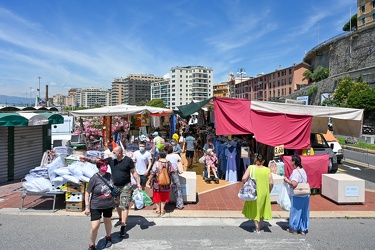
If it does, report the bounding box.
[214,98,312,149]
[282,155,329,189]
[249,109,312,148]
[214,97,252,135]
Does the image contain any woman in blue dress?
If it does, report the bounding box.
[283,155,310,235]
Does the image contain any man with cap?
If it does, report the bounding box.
[151,131,164,164]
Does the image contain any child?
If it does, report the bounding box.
[205,149,219,184]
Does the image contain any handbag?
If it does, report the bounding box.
[177,161,184,174]
[238,165,257,201]
[96,173,121,197]
[293,169,311,196]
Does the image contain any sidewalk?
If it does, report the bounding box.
[1,176,375,218]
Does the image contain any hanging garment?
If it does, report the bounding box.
[225,146,237,182]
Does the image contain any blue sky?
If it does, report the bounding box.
[0,0,356,98]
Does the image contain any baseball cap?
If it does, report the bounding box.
[152,131,159,136]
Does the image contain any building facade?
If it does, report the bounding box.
[76,88,111,108]
[213,82,229,97]
[228,62,310,101]
[52,94,65,106]
[151,66,213,110]
[111,74,164,105]
[357,0,375,29]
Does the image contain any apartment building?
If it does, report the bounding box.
[357,0,375,29]
[52,94,65,106]
[76,88,111,108]
[213,82,229,97]
[229,62,310,101]
[151,66,213,109]
[112,74,164,105]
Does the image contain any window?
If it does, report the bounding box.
[361,5,365,13]
[373,0,375,8]
[361,17,366,25]
[373,13,375,20]
[289,87,292,94]
[172,75,175,78]
[289,69,292,74]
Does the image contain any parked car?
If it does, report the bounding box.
[327,141,343,164]
[309,133,338,173]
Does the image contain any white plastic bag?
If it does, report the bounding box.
[132,189,144,209]
[198,155,205,163]
[277,182,291,211]
[47,156,65,181]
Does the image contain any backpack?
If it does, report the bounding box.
[156,136,165,150]
[157,161,170,185]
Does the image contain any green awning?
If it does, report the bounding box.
[39,113,64,124]
[0,113,29,126]
[177,97,213,118]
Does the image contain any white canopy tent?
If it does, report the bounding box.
[251,101,364,137]
[70,104,173,117]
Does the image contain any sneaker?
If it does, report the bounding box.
[114,219,122,227]
[88,244,96,250]
[105,236,112,248]
[119,225,126,237]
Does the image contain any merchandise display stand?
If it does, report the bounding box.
[20,190,65,212]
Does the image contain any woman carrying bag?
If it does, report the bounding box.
[283,155,310,235]
[241,154,273,234]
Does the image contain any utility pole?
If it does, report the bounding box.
[38,76,41,98]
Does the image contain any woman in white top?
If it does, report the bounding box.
[283,155,310,235]
[166,146,184,210]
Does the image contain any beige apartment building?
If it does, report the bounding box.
[213,82,229,97]
[229,62,310,101]
[357,0,375,29]
[112,74,164,105]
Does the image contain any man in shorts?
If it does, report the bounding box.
[81,146,142,237]
[183,131,196,169]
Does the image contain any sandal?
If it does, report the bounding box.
[153,210,161,214]
[300,231,306,236]
[287,228,297,234]
[161,210,166,216]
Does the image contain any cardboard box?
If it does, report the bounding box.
[66,201,85,212]
[65,192,83,202]
[50,180,67,192]
[67,182,86,193]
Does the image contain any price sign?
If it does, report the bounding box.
[274,144,284,156]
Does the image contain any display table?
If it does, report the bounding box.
[20,190,65,212]
[321,174,365,203]
[169,171,197,203]
[270,173,283,203]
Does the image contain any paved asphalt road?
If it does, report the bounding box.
[1,215,375,250]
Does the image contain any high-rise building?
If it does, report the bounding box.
[357,0,375,29]
[52,94,65,106]
[151,66,213,110]
[76,88,111,108]
[111,74,164,105]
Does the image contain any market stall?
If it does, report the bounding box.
[213,97,364,189]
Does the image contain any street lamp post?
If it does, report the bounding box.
[237,68,246,98]
[38,76,41,98]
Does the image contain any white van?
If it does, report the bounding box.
[328,141,343,164]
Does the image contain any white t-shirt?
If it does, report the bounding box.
[166,153,181,171]
[132,150,151,175]
[290,168,308,197]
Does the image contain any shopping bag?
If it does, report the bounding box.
[132,189,145,209]
[141,190,153,206]
[277,182,291,211]
[238,165,257,201]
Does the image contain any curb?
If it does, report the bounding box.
[1,208,375,219]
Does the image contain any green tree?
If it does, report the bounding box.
[342,14,357,31]
[346,82,375,119]
[302,66,329,83]
[146,99,167,108]
[332,76,354,107]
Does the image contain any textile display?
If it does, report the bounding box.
[282,154,329,189]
